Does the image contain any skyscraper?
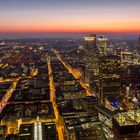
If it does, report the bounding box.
[136,34,140,54]
[84,34,99,85]
[97,36,108,55]
[139,34,140,44]
[98,54,121,104]
[84,34,96,48]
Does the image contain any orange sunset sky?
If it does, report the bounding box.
[0,0,140,34]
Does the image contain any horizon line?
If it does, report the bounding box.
[0,31,140,34]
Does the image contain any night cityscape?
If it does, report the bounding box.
[0,0,140,140]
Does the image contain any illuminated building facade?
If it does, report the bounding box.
[113,110,140,140]
[97,36,108,55]
[138,34,140,53]
[98,54,121,104]
[84,34,99,84]
[139,34,140,45]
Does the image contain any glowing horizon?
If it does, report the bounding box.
[0,0,140,34]
[0,22,140,33]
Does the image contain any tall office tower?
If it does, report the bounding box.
[0,41,5,46]
[98,54,121,105]
[97,36,108,55]
[136,34,140,54]
[84,34,99,85]
[138,34,140,53]
[139,34,140,44]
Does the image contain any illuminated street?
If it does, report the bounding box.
[48,57,65,140]
[0,24,139,139]
[52,48,93,96]
[0,78,19,113]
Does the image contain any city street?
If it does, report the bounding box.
[47,57,65,140]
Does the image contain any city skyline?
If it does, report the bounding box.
[0,0,140,36]
[0,1,140,139]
